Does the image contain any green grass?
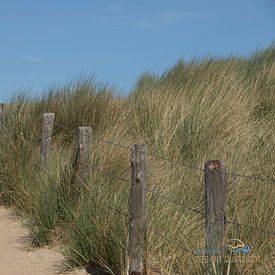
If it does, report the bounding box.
[0,46,274,274]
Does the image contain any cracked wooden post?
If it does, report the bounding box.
[205,160,227,274]
[128,144,147,275]
[41,113,55,166]
[73,126,92,185]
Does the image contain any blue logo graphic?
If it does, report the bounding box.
[193,239,251,256]
[226,239,251,254]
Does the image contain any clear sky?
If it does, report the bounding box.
[0,0,274,101]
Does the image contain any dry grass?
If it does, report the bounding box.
[0,46,274,274]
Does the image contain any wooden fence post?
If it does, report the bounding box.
[41,113,55,166]
[205,160,227,274]
[73,126,92,184]
[128,144,147,275]
[0,103,5,126]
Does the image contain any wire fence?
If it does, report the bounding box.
[0,109,275,273]
[1,112,274,182]
[86,134,275,238]
[85,159,275,237]
[1,114,275,210]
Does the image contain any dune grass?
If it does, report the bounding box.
[0,46,274,274]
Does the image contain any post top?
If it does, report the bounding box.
[43,112,55,116]
[205,160,226,170]
[78,126,92,130]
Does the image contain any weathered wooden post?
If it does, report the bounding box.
[205,160,227,274]
[72,126,92,184]
[0,103,5,126]
[128,144,147,275]
[41,113,55,166]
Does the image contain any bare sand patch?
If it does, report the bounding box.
[0,206,87,275]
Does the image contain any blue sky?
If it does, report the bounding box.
[0,0,274,101]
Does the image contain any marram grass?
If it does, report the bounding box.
[0,47,274,274]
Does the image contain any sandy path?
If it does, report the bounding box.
[0,206,87,275]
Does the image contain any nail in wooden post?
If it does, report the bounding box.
[205,160,227,274]
[129,144,147,275]
[73,127,92,184]
[41,113,55,166]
